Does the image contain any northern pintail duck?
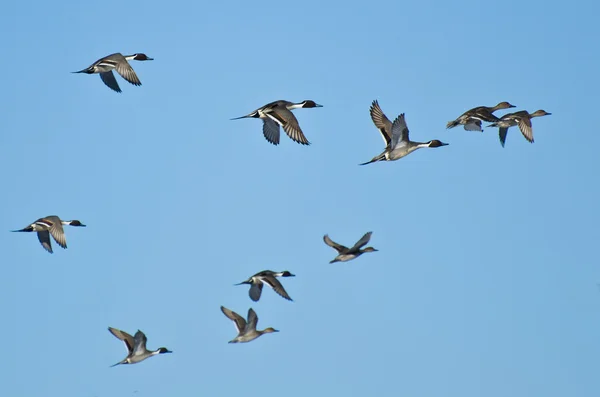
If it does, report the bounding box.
[446,102,516,131]
[360,100,448,165]
[12,216,86,253]
[220,306,278,343]
[73,53,153,93]
[231,100,322,145]
[323,231,377,263]
[108,327,172,367]
[487,109,551,147]
[235,270,295,302]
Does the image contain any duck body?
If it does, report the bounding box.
[488,109,551,146]
[361,100,447,165]
[221,306,279,343]
[73,52,153,93]
[446,101,516,131]
[231,99,322,145]
[12,215,86,253]
[235,270,295,302]
[108,327,172,367]
[323,231,378,263]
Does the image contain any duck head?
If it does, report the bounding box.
[428,140,449,148]
[301,100,323,108]
[132,53,154,61]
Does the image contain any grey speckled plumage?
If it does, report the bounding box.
[230,100,322,145]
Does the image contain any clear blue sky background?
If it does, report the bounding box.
[1,0,599,396]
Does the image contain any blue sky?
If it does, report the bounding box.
[1,0,599,396]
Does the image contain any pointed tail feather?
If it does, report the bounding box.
[359,152,386,166]
[230,115,251,120]
[72,68,93,74]
[446,120,460,129]
[230,110,259,120]
[11,227,33,232]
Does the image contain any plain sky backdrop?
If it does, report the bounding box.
[1,0,599,396]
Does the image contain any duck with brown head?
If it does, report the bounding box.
[230,99,322,145]
[73,52,153,93]
[446,101,516,131]
[235,270,296,302]
[488,109,551,147]
[11,215,86,254]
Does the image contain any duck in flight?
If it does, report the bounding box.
[11,215,86,253]
[360,100,448,165]
[446,101,515,132]
[220,306,279,343]
[73,52,153,93]
[487,109,551,147]
[323,231,378,263]
[108,327,172,367]
[235,270,295,302]
[231,100,322,145]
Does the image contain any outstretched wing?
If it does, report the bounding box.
[221,306,247,333]
[349,231,373,251]
[369,100,392,146]
[323,234,348,253]
[262,275,293,301]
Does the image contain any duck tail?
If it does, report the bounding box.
[11,226,33,232]
[446,119,460,129]
[72,67,94,74]
[359,152,386,166]
[230,110,259,120]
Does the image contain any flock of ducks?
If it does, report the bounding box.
[11,51,552,366]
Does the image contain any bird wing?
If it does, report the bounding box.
[37,231,53,253]
[47,221,67,249]
[369,100,392,146]
[262,118,281,145]
[108,327,135,354]
[517,117,534,143]
[100,71,122,93]
[132,330,148,356]
[266,107,310,145]
[111,54,142,86]
[390,114,409,148]
[246,308,259,331]
[261,275,293,301]
[349,231,373,251]
[499,127,509,147]
[463,119,483,132]
[323,234,348,253]
[249,281,263,302]
[221,306,247,333]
